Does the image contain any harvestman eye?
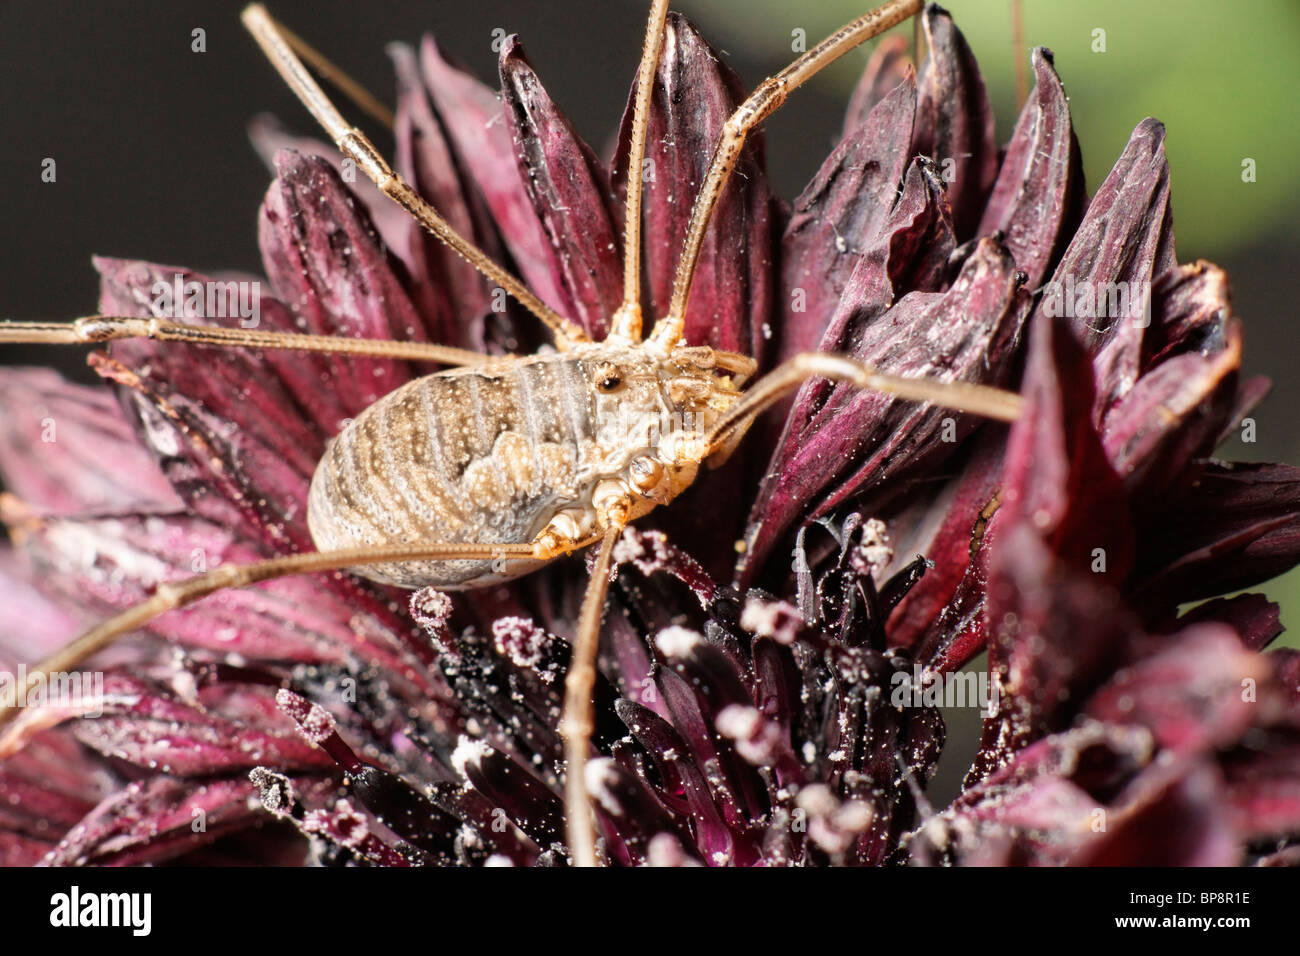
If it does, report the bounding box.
[0,0,1026,868]
[591,362,625,392]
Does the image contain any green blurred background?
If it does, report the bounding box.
[676,0,1300,648]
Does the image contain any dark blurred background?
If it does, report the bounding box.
[2,1,1297,651]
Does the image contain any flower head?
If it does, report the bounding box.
[2,4,1299,866]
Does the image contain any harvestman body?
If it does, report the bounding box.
[0,0,1022,866]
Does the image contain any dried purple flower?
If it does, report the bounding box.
[1,4,1298,868]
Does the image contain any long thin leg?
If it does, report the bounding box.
[703,351,1023,455]
[0,534,590,748]
[261,8,396,130]
[0,317,489,366]
[607,0,671,345]
[241,5,589,351]
[560,523,624,867]
[648,0,922,349]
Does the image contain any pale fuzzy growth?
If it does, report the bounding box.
[612,526,673,576]
[645,832,700,868]
[410,587,453,627]
[716,703,782,765]
[654,625,702,658]
[451,735,492,778]
[796,784,875,855]
[276,688,336,744]
[302,799,368,848]
[248,767,294,818]
[852,517,893,577]
[584,757,623,816]
[491,616,552,670]
[739,594,803,645]
[410,587,456,657]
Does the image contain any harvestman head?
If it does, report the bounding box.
[0,0,1022,867]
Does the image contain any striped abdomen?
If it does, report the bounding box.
[307,351,670,589]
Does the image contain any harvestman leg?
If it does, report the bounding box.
[0,536,593,751]
[0,318,489,365]
[703,353,1024,454]
[0,512,625,870]
[606,0,671,345]
[240,5,590,351]
[559,524,625,867]
[648,0,923,348]
[266,11,396,130]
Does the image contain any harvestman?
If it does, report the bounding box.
[0,0,1022,866]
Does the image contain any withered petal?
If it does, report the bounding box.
[611,13,776,360]
[0,368,181,516]
[977,48,1086,289]
[419,34,572,322]
[843,34,912,137]
[911,5,998,240]
[258,150,427,413]
[500,37,623,340]
[743,235,1026,584]
[779,72,918,360]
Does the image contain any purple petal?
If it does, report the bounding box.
[1084,625,1266,753]
[390,44,499,349]
[0,368,181,516]
[0,731,107,865]
[911,5,998,239]
[611,13,776,360]
[1041,118,1176,414]
[779,73,917,359]
[93,259,323,552]
[70,674,334,775]
[974,318,1137,774]
[9,511,436,691]
[499,37,623,339]
[1220,734,1300,841]
[419,35,572,321]
[1102,270,1241,496]
[248,114,417,277]
[1176,593,1283,651]
[615,698,737,865]
[1133,461,1300,606]
[43,777,270,867]
[1068,758,1239,866]
[843,35,912,137]
[258,151,426,413]
[977,48,1086,289]
[743,235,1026,582]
